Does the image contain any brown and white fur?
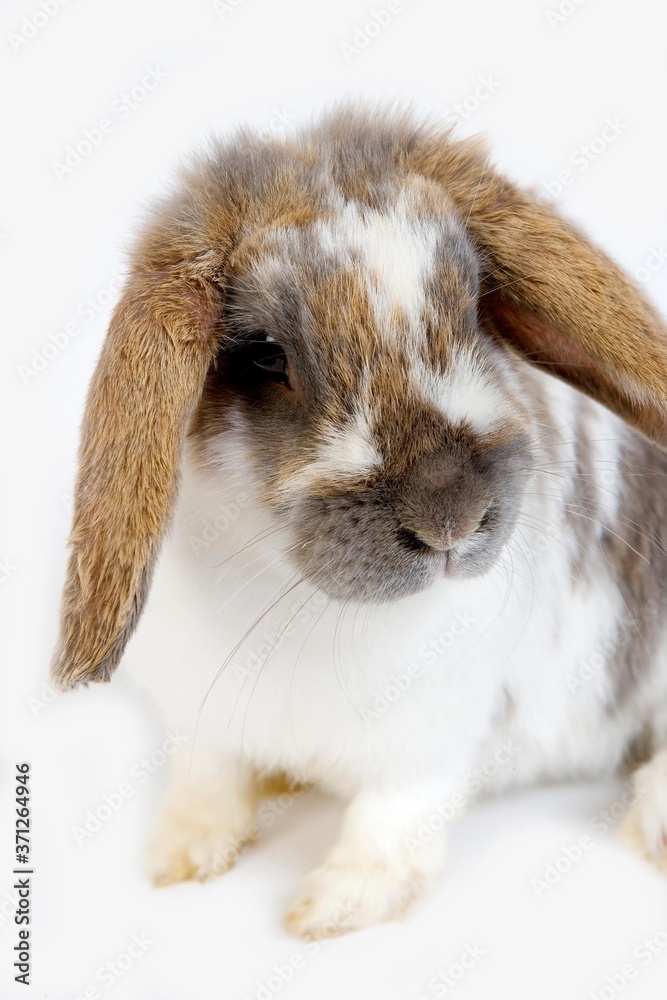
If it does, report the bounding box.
[52,106,667,937]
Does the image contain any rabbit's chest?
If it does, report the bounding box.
[126,461,664,793]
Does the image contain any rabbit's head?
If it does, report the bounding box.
[52,106,667,689]
[195,180,533,602]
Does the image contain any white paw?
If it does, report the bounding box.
[621,749,667,871]
[285,859,427,938]
[148,820,254,886]
[148,801,256,886]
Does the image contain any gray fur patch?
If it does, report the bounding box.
[602,435,667,708]
[567,397,602,583]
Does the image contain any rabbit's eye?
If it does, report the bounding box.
[247,335,290,387]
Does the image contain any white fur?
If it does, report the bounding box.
[278,404,381,497]
[123,370,667,936]
[416,344,511,433]
[315,194,439,337]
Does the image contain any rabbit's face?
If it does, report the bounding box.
[199,186,534,601]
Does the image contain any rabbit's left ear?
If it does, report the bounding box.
[51,271,222,690]
[412,134,667,447]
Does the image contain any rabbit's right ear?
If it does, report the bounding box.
[410,131,667,448]
[51,269,223,690]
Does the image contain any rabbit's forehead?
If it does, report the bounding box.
[254,194,477,339]
[249,197,477,352]
[311,197,445,335]
[243,197,522,492]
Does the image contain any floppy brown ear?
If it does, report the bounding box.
[411,134,667,446]
[51,270,222,689]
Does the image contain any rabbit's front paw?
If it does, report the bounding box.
[147,767,257,886]
[285,856,426,938]
[621,747,667,870]
[148,811,255,886]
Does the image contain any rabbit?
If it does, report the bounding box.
[52,105,667,938]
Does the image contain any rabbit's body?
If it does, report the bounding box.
[53,108,667,935]
[129,369,667,798]
[125,364,667,936]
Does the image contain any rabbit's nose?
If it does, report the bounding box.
[399,500,492,553]
[397,450,493,552]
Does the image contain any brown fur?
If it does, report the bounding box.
[409,130,667,443]
[51,271,223,688]
[51,106,667,689]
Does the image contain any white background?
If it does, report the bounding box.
[3,0,667,997]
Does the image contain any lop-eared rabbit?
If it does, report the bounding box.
[53,107,667,937]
